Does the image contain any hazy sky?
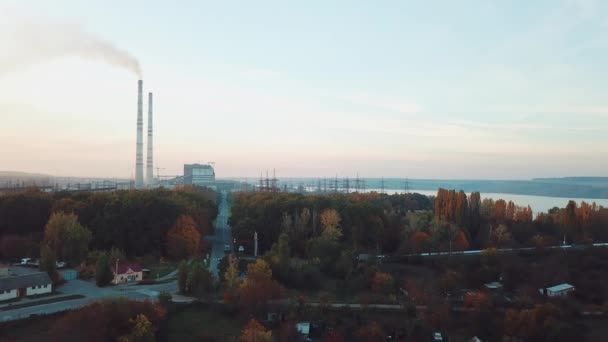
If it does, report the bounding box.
[1,0,607,179]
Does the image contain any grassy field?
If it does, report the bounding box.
[167,304,246,341]
[144,262,177,279]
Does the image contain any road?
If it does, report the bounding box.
[1,272,183,322]
[207,190,232,278]
[404,242,608,258]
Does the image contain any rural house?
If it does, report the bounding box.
[0,272,52,302]
[112,262,143,285]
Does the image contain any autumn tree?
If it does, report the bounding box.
[492,200,507,223]
[492,224,512,247]
[166,214,201,260]
[117,314,155,342]
[408,231,432,253]
[239,259,281,311]
[44,212,92,264]
[320,208,342,239]
[355,322,385,342]
[371,271,394,295]
[224,254,240,291]
[240,319,272,342]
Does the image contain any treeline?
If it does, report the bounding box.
[0,187,218,259]
[230,189,608,260]
[430,188,608,251]
[229,191,433,256]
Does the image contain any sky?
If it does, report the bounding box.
[0,0,607,179]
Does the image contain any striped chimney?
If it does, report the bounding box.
[146,92,154,185]
[135,80,144,188]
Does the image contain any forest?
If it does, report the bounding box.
[230,189,608,259]
[0,186,218,260]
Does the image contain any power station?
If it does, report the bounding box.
[135,80,154,189]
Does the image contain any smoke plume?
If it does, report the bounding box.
[0,16,142,77]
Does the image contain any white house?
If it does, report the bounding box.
[112,262,143,285]
[540,283,575,297]
[0,272,52,301]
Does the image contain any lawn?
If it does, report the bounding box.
[144,262,177,279]
[0,294,85,311]
[167,304,246,341]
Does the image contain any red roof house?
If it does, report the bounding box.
[112,261,143,285]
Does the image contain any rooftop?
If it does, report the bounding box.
[296,322,310,335]
[547,283,574,292]
[114,262,143,275]
[0,272,52,292]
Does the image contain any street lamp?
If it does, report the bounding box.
[115,258,119,285]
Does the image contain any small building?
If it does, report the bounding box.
[60,269,78,281]
[112,262,143,285]
[296,322,311,341]
[0,272,52,302]
[541,283,575,297]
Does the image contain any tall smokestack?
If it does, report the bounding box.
[135,80,144,188]
[146,92,153,185]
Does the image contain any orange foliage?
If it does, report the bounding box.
[371,271,394,295]
[239,259,281,310]
[166,214,201,259]
[240,319,272,342]
[355,322,385,342]
[409,231,431,253]
[454,231,470,251]
[463,291,492,311]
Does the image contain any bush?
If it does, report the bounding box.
[158,291,172,306]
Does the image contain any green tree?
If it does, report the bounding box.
[44,212,92,264]
[158,291,172,307]
[277,232,290,276]
[95,252,114,286]
[188,263,212,299]
[177,261,189,294]
[224,254,240,291]
[40,244,59,283]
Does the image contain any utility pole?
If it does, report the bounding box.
[380,177,385,194]
[254,231,258,258]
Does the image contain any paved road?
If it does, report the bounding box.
[1,276,183,322]
[207,190,232,278]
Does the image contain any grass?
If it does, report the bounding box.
[0,294,85,311]
[27,291,62,299]
[167,304,245,341]
[0,314,58,341]
[144,262,177,279]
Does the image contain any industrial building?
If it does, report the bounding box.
[184,164,216,185]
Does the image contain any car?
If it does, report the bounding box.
[223,244,232,253]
